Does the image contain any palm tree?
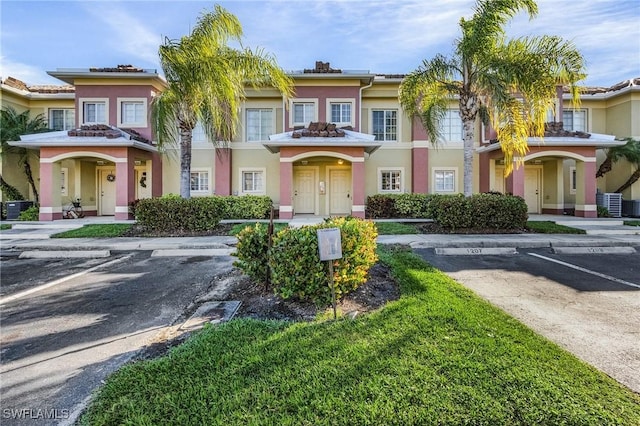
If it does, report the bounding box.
[596,138,640,178]
[609,138,640,194]
[400,0,585,196]
[152,4,294,198]
[0,106,51,203]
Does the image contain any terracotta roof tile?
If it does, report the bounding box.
[89,64,145,73]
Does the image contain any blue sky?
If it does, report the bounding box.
[1,0,639,87]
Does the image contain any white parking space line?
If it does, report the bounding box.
[0,255,132,305]
[528,253,640,289]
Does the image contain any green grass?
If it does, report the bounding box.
[624,220,640,227]
[375,221,419,234]
[0,223,12,230]
[526,220,586,234]
[229,222,288,235]
[51,223,132,238]
[80,247,640,425]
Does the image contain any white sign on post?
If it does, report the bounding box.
[317,228,342,319]
[317,228,342,261]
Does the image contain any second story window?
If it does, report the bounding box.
[441,109,463,141]
[293,102,315,126]
[372,110,397,141]
[121,102,145,125]
[331,103,351,124]
[49,109,75,131]
[246,109,273,141]
[563,109,587,132]
[83,101,107,124]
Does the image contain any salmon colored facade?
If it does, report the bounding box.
[2,62,639,221]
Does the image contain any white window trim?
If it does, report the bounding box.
[239,167,266,195]
[432,167,458,193]
[569,166,577,195]
[370,109,399,142]
[79,98,109,125]
[190,168,212,195]
[245,107,275,142]
[377,167,404,193]
[441,109,463,143]
[326,98,355,127]
[47,108,75,131]
[289,98,318,127]
[562,108,588,132]
[61,167,68,196]
[117,97,148,128]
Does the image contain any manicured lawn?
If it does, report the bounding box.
[624,220,640,227]
[80,247,640,425]
[0,223,12,230]
[526,220,586,234]
[375,221,418,234]
[51,223,132,238]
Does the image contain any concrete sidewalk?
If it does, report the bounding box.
[1,215,639,252]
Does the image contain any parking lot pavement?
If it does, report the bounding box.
[414,247,640,393]
[0,250,235,425]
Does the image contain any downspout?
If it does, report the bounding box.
[358,76,374,133]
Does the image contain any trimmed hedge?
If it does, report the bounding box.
[429,193,528,230]
[134,196,224,233]
[221,195,272,219]
[132,195,272,223]
[234,217,378,307]
[366,193,435,219]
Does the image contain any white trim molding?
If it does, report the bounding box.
[575,204,597,211]
[351,205,365,212]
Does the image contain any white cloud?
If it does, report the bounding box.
[0,57,60,85]
[81,2,162,68]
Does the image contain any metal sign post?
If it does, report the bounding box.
[317,228,342,319]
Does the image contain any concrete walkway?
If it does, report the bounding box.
[1,215,639,252]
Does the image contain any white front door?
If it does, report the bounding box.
[99,169,116,216]
[294,169,315,214]
[329,169,351,215]
[524,168,541,214]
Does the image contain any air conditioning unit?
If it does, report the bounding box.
[596,193,622,217]
[622,200,640,217]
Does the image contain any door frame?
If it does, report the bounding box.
[524,166,543,214]
[293,166,319,215]
[326,165,352,215]
[97,166,117,216]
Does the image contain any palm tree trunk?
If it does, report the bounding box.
[179,124,193,199]
[0,174,26,201]
[595,156,612,178]
[614,168,640,194]
[459,90,478,197]
[23,159,39,205]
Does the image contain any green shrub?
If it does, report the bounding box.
[365,194,399,218]
[134,196,224,232]
[597,206,611,218]
[366,194,437,219]
[429,193,528,230]
[18,205,39,221]
[221,195,272,219]
[233,223,270,284]
[394,193,435,218]
[269,217,378,306]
